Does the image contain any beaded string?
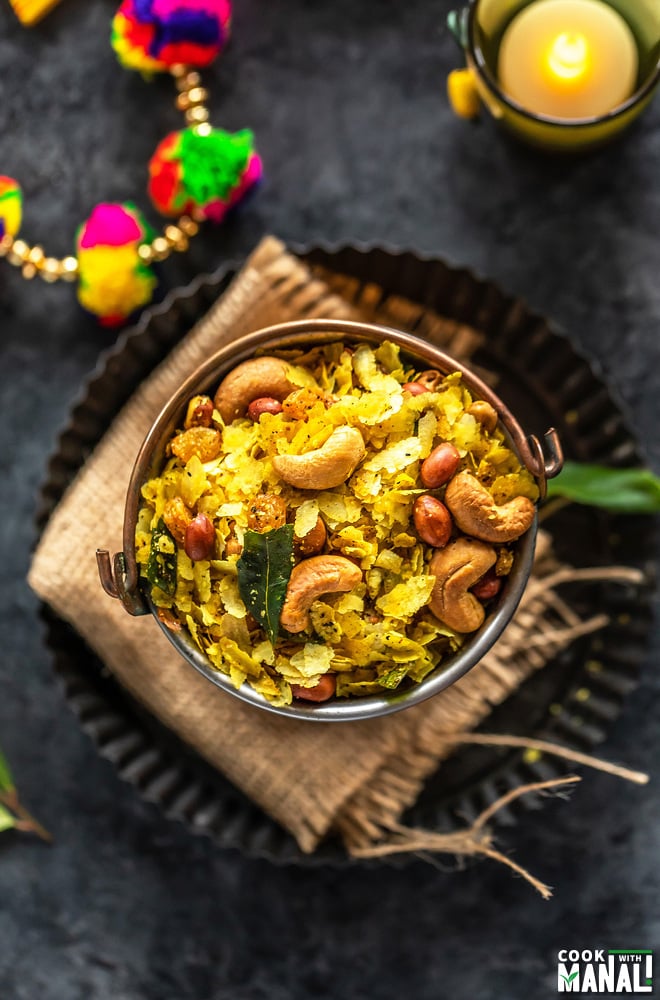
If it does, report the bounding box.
[0,1,262,326]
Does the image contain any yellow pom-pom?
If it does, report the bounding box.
[0,177,22,238]
[9,0,62,26]
[447,69,481,120]
[77,245,152,318]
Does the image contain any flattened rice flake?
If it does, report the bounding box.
[375,575,437,619]
[293,499,321,537]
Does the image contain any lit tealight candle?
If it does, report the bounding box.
[498,0,639,120]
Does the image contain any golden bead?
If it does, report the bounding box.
[191,207,206,223]
[60,256,79,281]
[164,225,183,244]
[171,63,187,83]
[178,216,199,237]
[138,243,155,264]
[187,87,208,105]
[193,121,212,138]
[185,106,210,125]
[151,237,171,261]
[39,258,61,283]
[172,234,189,253]
[184,71,201,89]
[0,234,13,257]
[176,93,192,111]
[27,245,45,266]
[9,239,30,265]
[22,262,37,280]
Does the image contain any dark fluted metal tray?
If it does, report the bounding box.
[36,245,656,864]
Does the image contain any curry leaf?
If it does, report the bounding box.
[146,519,177,595]
[237,525,295,645]
[0,747,15,794]
[546,462,660,513]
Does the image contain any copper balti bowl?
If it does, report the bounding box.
[97,318,563,722]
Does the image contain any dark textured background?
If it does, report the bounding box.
[1,1,659,997]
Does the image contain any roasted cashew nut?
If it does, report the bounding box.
[273,426,366,490]
[214,357,296,424]
[428,538,497,633]
[444,471,536,543]
[280,555,362,633]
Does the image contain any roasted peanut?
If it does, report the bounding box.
[291,675,336,702]
[445,471,536,543]
[170,427,222,464]
[413,495,452,548]
[157,608,182,632]
[468,400,498,433]
[247,493,287,533]
[471,568,502,601]
[163,496,193,545]
[402,381,430,396]
[420,442,461,489]
[280,556,362,633]
[214,357,295,423]
[247,397,284,421]
[294,515,327,556]
[184,513,216,562]
[184,394,214,429]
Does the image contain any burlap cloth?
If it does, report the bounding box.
[28,237,620,855]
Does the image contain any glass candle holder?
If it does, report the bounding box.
[447,0,660,151]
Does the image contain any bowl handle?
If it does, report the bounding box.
[447,7,470,49]
[96,549,149,616]
[519,428,564,501]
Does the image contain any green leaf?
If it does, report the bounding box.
[379,664,409,690]
[146,519,177,595]
[560,971,579,985]
[546,462,660,513]
[237,525,295,645]
[0,747,15,794]
[0,803,16,834]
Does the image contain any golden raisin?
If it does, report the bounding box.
[163,497,193,545]
[282,387,327,420]
[247,493,287,533]
[170,427,222,463]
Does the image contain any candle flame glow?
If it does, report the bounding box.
[547,31,589,80]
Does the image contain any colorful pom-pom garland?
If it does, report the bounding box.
[0,0,261,326]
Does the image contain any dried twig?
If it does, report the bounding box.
[351,776,581,899]
[432,733,649,786]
